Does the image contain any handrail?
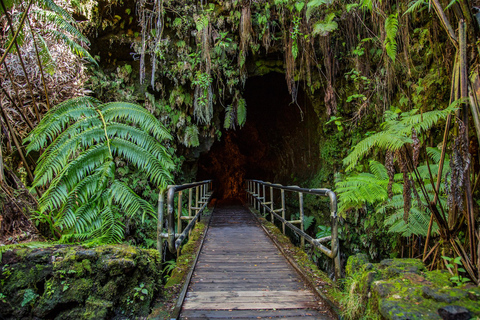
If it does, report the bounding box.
[157,180,213,259]
[246,179,341,280]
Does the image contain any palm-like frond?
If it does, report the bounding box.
[46,29,96,65]
[25,97,173,244]
[31,9,90,44]
[344,103,458,171]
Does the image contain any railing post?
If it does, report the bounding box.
[167,187,176,253]
[195,185,199,208]
[188,188,192,218]
[281,189,286,234]
[299,192,304,248]
[177,191,183,255]
[157,190,165,260]
[262,184,266,215]
[253,182,257,210]
[188,188,193,236]
[270,186,274,223]
[332,214,341,280]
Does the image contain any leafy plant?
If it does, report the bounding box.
[442,256,471,286]
[343,102,459,171]
[21,289,38,307]
[316,225,331,238]
[384,13,398,62]
[133,283,149,301]
[24,96,174,243]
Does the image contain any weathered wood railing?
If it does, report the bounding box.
[157,180,212,259]
[246,179,341,280]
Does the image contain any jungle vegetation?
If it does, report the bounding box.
[0,0,479,290]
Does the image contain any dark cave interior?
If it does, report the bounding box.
[196,72,320,201]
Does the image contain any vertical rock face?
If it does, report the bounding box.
[343,254,480,320]
[0,244,161,320]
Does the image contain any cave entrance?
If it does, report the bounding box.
[197,72,320,201]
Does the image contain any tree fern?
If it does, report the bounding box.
[338,150,449,237]
[344,102,458,171]
[25,97,174,244]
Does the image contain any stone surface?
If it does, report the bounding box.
[344,254,480,320]
[437,305,472,320]
[0,244,161,320]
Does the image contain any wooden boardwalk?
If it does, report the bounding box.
[180,204,335,319]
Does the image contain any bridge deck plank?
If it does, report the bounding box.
[179,204,334,319]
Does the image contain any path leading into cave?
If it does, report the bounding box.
[179,205,334,319]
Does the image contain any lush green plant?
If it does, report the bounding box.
[442,256,471,286]
[24,96,174,243]
[20,289,38,307]
[343,103,458,172]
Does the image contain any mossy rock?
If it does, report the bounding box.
[345,253,370,277]
[342,256,480,319]
[0,244,161,320]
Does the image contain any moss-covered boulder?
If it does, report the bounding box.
[342,254,480,319]
[0,244,161,319]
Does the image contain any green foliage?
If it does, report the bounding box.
[384,13,399,62]
[312,13,338,37]
[441,256,471,286]
[21,289,38,307]
[343,102,459,171]
[336,161,398,216]
[5,0,96,65]
[316,225,331,238]
[24,96,174,243]
[183,125,200,147]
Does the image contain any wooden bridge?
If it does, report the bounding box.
[160,180,339,320]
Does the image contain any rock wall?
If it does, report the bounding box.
[343,254,480,319]
[0,244,161,320]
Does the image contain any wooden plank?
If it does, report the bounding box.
[182,301,317,310]
[180,309,326,319]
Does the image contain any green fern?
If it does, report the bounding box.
[338,152,450,237]
[237,98,247,128]
[384,13,399,62]
[343,102,458,171]
[4,0,96,65]
[404,0,428,15]
[183,125,200,147]
[312,13,338,37]
[24,97,174,244]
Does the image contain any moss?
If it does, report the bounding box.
[342,255,480,319]
[1,244,162,320]
[345,253,370,277]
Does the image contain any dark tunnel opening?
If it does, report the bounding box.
[197,72,320,201]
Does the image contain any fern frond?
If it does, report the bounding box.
[32,9,90,44]
[237,98,247,128]
[183,125,200,147]
[110,138,172,189]
[25,96,99,151]
[46,29,97,65]
[369,160,389,180]
[404,0,427,15]
[384,13,398,62]
[224,105,234,129]
[109,181,156,220]
[100,102,172,140]
[39,0,76,23]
